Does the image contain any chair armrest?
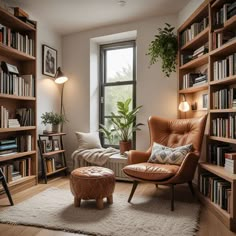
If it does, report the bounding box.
[174,152,199,183]
[127,150,151,165]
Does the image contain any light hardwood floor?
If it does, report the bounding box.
[0,177,236,236]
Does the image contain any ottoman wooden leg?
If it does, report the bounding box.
[107,195,113,204]
[74,197,81,207]
[96,198,104,209]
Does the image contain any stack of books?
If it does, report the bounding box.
[208,144,231,166]
[225,153,236,174]
[8,119,20,128]
[213,31,236,49]
[0,138,18,156]
[182,73,207,89]
[192,44,209,59]
[14,7,36,29]
[192,74,207,87]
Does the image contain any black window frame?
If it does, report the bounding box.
[99,40,136,148]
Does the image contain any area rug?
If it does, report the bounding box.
[0,187,199,236]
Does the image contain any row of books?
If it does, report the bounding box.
[212,31,236,49]
[0,157,32,183]
[212,115,236,139]
[0,106,34,128]
[213,2,236,29]
[0,23,35,56]
[213,53,236,80]
[212,87,236,109]
[0,69,35,97]
[208,144,230,166]
[199,173,231,213]
[0,135,32,156]
[180,16,208,46]
[224,153,236,174]
[45,157,63,173]
[182,73,207,89]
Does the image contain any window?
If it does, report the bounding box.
[100,41,136,147]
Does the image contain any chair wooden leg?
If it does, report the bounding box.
[171,184,175,211]
[155,184,158,188]
[107,195,113,204]
[74,197,81,207]
[1,179,14,206]
[128,181,139,203]
[188,181,195,196]
[96,198,104,209]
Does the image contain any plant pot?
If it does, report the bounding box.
[119,140,132,155]
[43,124,52,134]
[52,124,61,133]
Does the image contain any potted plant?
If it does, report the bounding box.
[99,98,143,154]
[147,23,178,77]
[41,112,67,133]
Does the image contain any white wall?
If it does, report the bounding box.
[62,15,178,169]
[178,0,205,26]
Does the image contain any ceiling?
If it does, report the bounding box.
[8,0,190,35]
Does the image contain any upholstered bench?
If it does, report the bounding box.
[70,166,115,209]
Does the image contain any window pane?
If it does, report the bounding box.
[106,48,133,83]
[104,85,133,115]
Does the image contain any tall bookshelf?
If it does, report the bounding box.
[178,0,236,231]
[0,7,37,195]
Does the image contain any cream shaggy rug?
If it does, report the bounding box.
[0,188,199,236]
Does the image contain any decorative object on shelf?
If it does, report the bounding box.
[99,98,143,154]
[52,139,60,151]
[146,23,178,77]
[202,93,208,109]
[178,94,190,112]
[42,44,57,77]
[41,112,67,133]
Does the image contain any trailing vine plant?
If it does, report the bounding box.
[147,23,178,77]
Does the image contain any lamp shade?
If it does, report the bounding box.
[178,101,190,112]
[54,67,68,84]
[179,94,190,112]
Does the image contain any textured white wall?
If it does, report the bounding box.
[62,15,178,169]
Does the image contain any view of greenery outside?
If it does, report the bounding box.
[101,46,135,146]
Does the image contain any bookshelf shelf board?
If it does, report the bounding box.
[210,39,236,57]
[197,190,231,227]
[43,149,65,157]
[181,27,209,51]
[39,132,66,137]
[179,83,208,94]
[210,109,236,113]
[209,76,236,86]
[0,43,36,61]
[215,15,236,33]
[211,0,228,9]
[0,126,36,133]
[0,7,36,32]
[209,136,236,145]
[8,175,36,187]
[46,167,67,176]
[0,94,36,101]
[200,162,236,182]
[0,150,36,162]
[180,53,209,69]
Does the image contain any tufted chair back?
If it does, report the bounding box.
[148,115,207,155]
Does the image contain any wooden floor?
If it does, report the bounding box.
[0,177,236,236]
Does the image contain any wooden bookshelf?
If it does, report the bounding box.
[178,0,236,231]
[0,6,37,196]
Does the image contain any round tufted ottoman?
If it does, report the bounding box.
[70,166,115,209]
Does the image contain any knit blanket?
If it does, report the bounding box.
[71,147,120,167]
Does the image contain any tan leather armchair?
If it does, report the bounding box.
[123,115,207,210]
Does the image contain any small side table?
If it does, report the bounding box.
[38,133,67,183]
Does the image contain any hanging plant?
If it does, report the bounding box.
[147,23,178,77]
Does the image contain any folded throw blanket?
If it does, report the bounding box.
[71,147,120,166]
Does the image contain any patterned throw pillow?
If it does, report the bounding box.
[148,143,193,165]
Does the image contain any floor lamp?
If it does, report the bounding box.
[54,67,68,131]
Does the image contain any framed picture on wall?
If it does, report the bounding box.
[42,44,57,77]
